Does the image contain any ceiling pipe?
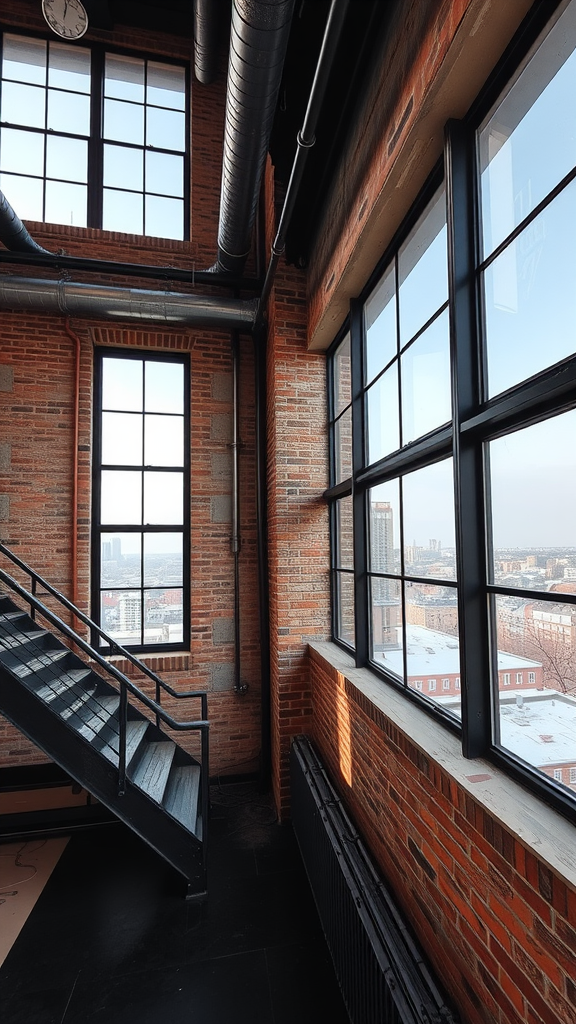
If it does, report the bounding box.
[193,0,219,84]
[255,0,349,323]
[0,276,257,330]
[214,0,295,274]
[0,190,52,255]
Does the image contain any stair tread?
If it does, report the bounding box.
[73,695,120,738]
[130,741,176,803]
[35,667,95,702]
[0,646,70,677]
[99,719,149,767]
[163,764,201,834]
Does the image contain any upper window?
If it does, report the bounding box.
[93,351,189,652]
[0,33,188,239]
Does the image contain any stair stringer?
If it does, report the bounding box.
[0,659,207,895]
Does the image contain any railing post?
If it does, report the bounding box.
[155,680,161,729]
[31,577,36,621]
[118,681,127,796]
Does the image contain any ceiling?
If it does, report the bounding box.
[83,0,394,268]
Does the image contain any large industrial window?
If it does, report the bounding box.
[92,351,190,653]
[327,0,576,820]
[0,33,188,239]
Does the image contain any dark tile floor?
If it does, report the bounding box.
[1,780,351,1024]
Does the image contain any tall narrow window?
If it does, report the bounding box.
[93,351,189,652]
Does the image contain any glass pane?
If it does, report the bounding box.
[402,459,456,581]
[100,533,142,587]
[47,89,90,134]
[334,407,352,483]
[398,187,447,346]
[2,35,46,85]
[488,412,576,594]
[102,358,143,412]
[104,98,144,145]
[143,533,183,586]
[101,470,142,525]
[365,263,396,384]
[145,150,183,197]
[336,496,353,570]
[143,472,183,525]
[102,412,142,466]
[45,180,86,227]
[103,189,143,235]
[0,128,44,176]
[145,361,184,413]
[144,414,184,467]
[370,578,402,672]
[46,135,87,183]
[101,590,141,644]
[369,479,400,576]
[146,106,185,151]
[366,364,399,465]
[144,589,183,645]
[105,54,144,102]
[478,2,576,259]
[494,594,576,793]
[0,173,43,220]
[405,582,460,707]
[401,308,451,444]
[483,179,576,398]
[144,194,183,240]
[147,62,186,110]
[1,82,45,128]
[103,144,143,191]
[48,43,90,91]
[333,333,351,415]
[336,571,355,647]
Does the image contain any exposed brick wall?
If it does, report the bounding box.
[309,646,576,1024]
[0,312,261,774]
[265,152,331,811]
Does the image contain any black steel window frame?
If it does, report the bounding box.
[327,0,576,823]
[91,347,191,654]
[0,28,190,239]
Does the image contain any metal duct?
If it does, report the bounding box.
[194,0,219,84]
[216,0,295,274]
[0,276,257,329]
[0,190,52,255]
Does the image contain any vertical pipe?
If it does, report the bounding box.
[231,331,246,693]
[253,325,271,787]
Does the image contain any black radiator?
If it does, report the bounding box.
[290,735,461,1024]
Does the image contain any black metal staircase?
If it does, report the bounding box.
[0,544,209,898]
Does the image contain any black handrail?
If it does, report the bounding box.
[0,543,207,718]
[0,547,209,833]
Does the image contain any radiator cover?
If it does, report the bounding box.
[290,735,461,1024]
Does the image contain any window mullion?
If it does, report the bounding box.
[445,118,491,757]
[350,298,368,666]
[88,45,104,228]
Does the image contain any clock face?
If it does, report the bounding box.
[42,0,89,40]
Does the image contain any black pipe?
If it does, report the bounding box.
[216,0,295,274]
[253,323,272,788]
[0,248,261,290]
[256,0,350,322]
[194,0,220,84]
[0,190,52,255]
[231,330,247,694]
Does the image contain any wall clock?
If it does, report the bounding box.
[42,0,89,40]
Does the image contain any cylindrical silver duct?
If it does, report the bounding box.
[0,276,257,329]
[0,190,52,255]
[194,0,220,84]
[216,0,295,274]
